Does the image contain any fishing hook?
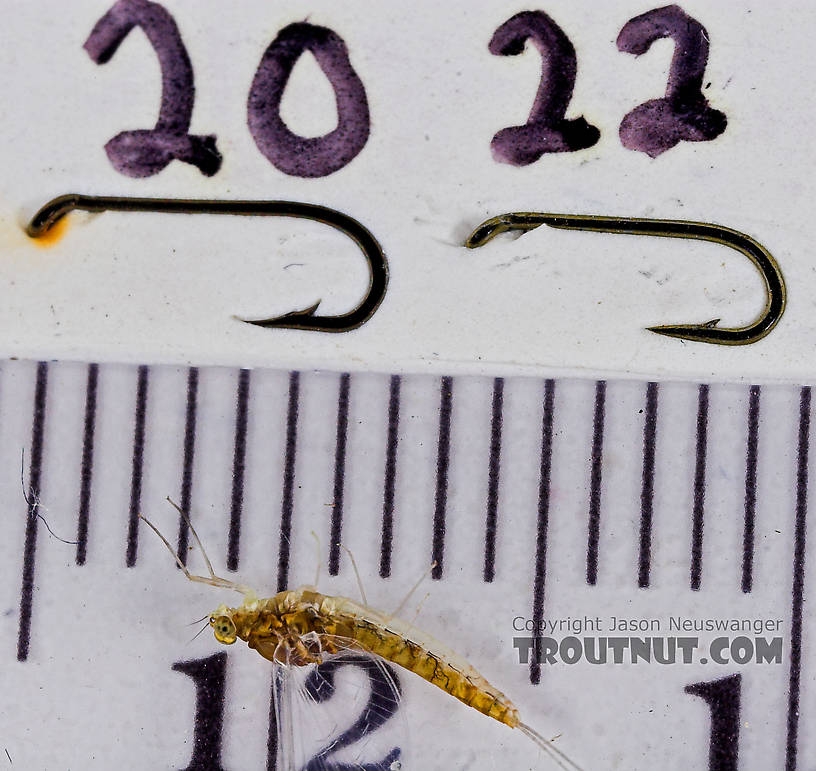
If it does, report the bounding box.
[25,194,388,332]
[466,211,785,345]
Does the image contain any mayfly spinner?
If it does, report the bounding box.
[140,503,582,771]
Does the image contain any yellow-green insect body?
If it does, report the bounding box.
[210,586,518,728]
[140,504,581,770]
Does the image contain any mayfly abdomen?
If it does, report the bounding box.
[341,614,519,728]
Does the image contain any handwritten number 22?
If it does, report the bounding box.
[491,5,726,164]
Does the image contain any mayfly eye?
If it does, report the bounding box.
[211,615,237,644]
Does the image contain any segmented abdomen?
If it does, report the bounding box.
[332,611,519,728]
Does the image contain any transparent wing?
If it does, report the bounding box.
[270,635,408,771]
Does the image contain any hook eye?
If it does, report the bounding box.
[466,211,786,345]
[26,194,388,333]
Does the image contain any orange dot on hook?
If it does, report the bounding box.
[29,213,69,247]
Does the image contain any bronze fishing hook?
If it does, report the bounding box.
[26,194,388,332]
[466,211,785,345]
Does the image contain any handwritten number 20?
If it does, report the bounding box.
[85,1,369,179]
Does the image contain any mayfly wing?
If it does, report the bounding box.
[298,654,404,771]
[269,635,407,771]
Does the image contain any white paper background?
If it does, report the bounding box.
[1,0,814,382]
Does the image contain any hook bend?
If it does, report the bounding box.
[26,194,388,333]
[466,211,785,345]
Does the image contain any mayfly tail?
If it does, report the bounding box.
[517,722,584,771]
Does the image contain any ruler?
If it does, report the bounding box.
[2,358,812,770]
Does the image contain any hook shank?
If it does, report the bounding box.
[26,193,388,333]
[466,211,785,345]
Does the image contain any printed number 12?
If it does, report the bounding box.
[172,653,401,770]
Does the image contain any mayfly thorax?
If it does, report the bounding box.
[139,501,582,771]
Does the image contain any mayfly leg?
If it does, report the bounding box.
[139,499,253,597]
[138,513,241,592]
[389,561,437,621]
[339,543,368,606]
[408,591,432,627]
[165,497,219,578]
[310,530,322,587]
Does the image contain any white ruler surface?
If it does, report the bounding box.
[1,358,813,770]
[3,1,816,381]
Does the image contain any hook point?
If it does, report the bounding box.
[238,300,322,329]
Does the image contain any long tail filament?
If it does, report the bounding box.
[518,722,584,771]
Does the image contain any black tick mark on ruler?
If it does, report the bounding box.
[586,381,607,586]
[76,363,99,566]
[329,373,351,576]
[530,379,555,686]
[227,369,251,573]
[785,386,811,771]
[742,385,761,594]
[17,362,49,662]
[431,377,454,580]
[126,365,149,568]
[379,375,401,579]
[483,378,504,583]
[691,384,710,592]
[176,367,199,567]
[277,371,300,594]
[638,382,659,589]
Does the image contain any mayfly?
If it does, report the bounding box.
[140,503,582,771]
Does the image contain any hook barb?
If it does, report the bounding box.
[25,194,388,334]
[466,211,785,345]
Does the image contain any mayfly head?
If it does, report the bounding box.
[209,612,237,645]
[208,600,266,646]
